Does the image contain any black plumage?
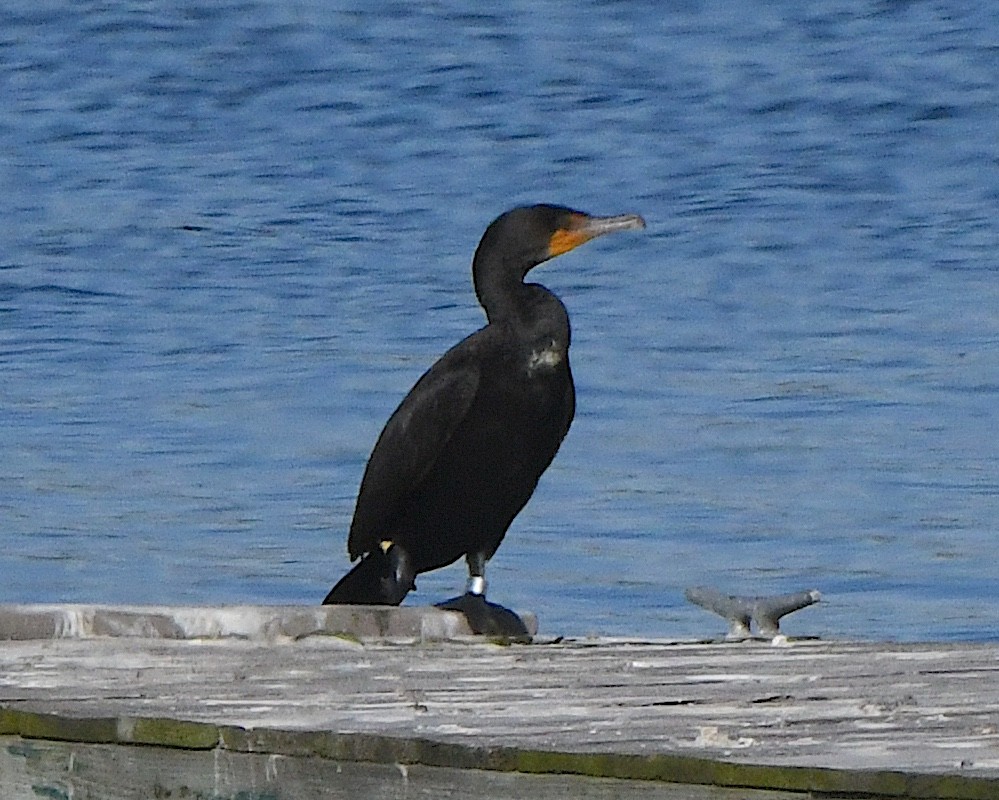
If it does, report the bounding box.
[323,205,645,635]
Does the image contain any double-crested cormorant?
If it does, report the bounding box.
[323,204,645,637]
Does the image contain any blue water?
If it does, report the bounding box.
[2,1,997,641]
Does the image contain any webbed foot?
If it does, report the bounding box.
[323,546,415,606]
[436,593,532,643]
[379,544,416,605]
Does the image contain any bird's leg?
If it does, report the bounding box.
[434,551,530,641]
[379,541,416,605]
[465,551,487,597]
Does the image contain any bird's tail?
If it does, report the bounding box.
[323,550,397,605]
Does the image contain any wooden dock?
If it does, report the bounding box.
[1,604,997,799]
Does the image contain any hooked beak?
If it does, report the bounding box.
[548,212,646,258]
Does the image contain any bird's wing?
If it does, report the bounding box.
[347,356,480,558]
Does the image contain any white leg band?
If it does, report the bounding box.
[466,576,487,596]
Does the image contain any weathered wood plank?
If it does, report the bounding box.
[1,604,997,798]
[0,738,803,800]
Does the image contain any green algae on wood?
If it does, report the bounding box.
[4,706,998,799]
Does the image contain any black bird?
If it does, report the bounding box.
[323,204,645,637]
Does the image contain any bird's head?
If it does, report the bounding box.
[474,204,646,280]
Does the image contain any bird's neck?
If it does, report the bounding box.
[472,260,525,322]
[480,285,570,358]
[473,254,534,324]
